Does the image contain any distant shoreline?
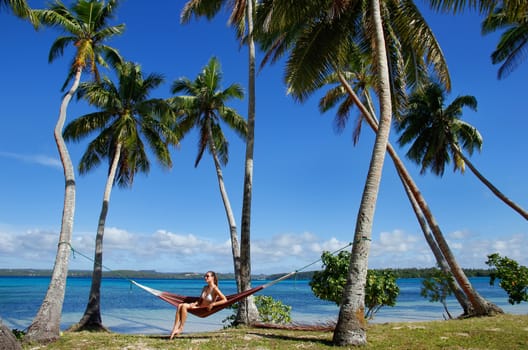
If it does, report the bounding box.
[0,268,491,280]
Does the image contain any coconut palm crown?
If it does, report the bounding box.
[1,0,36,24]
[170,56,247,168]
[482,4,528,79]
[396,81,480,176]
[34,0,125,91]
[65,61,178,185]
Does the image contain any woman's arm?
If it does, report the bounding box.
[214,285,227,303]
[207,285,227,310]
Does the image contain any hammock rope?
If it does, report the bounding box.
[63,240,353,318]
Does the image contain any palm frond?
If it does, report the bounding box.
[181,0,223,23]
[395,0,451,91]
[492,25,528,79]
[78,126,114,174]
[454,120,483,155]
[427,0,497,15]
[286,18,355,101]
[37,0,125,90]
[64,111,113,142]
[398,81,481,176]
[66,60,176,185]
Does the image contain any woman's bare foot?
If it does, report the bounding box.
[169,330,179,340]
[169,327,183,340]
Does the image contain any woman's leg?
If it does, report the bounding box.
[178,303,190,333]
[170,305,183,339]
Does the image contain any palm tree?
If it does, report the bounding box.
[25,0,124,343]
[259,0,507,322]
[181,0,259,324]
[170,56,247,308]
[255,0,459,343]
[1,0,32,19]
[428,0,520,15]
[334,74,502,317]
[335,3,392,344]
[318,56,472,314]
[255,0,399,344]
[482,3,528,79]
[64,61,178,331]
[428,0,527,79]
[397,81,528,220]
[314,19,508,311]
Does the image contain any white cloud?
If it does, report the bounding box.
[149,230,214,255]
[449,241,463,250]
[490,234,526,262]
[0,232,17,253]
[449,229,471,240]
[368,229,427,268]
[310,237,347,253]
[0,151,61,169]
[105,227,136,247]
[1,226,527,274]
[0,229,61,266]
[373,230,420,253]
[251,232,348,262]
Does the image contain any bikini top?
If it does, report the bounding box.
[201,288,214,303]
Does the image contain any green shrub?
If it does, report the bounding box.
[223,295,292,327]
[12,328,25,340]
[310,250,399,320]
[486,253,528,304]
[420,268,454,319]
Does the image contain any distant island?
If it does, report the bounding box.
[0,268,491,280]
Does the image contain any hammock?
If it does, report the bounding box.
[131,271,296,318]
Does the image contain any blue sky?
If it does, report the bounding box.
[0,1,526,275]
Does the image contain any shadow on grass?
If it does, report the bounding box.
[145,330,333,346]
[245,331,334,347]
[144,333,236,341]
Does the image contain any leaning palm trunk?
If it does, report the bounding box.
[360,81,470,314]
[411,183,502,315]
[25,67,81,343]
[205,121,242,291]
[455,148,528,220]
[237,0,260,325]
[70,143,122,332]
[337,73,502,317]
[379,118,502,315]
[397,171,470,314]
[333,1,392,345]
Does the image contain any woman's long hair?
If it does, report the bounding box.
[207,271,218,285]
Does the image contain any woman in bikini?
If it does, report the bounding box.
[169,270,227,338]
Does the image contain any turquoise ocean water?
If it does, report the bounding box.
[1,276,526,335]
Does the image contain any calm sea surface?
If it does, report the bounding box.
[1,276,526,335]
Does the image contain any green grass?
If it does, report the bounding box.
[23,314,528,349]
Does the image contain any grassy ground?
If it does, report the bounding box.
[22,314,528,350]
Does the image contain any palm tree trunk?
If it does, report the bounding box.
[337,72,502,317]
[397,170,470,314]
[333,1,392,345]
[237,0,260,325]
[205,121,242,291]
[457,149,528,220]
[25,67,81,344]
[360,81,470,314]
[71,143,121,332]
[212,156,242,291]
